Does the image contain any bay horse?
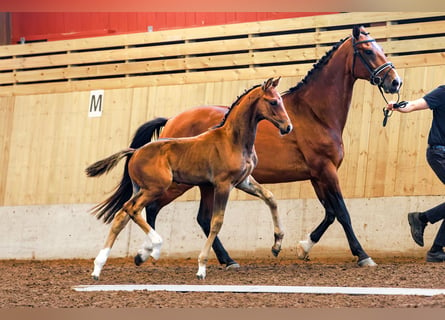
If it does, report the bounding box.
[92,25,402,269]
[87,77,292,280]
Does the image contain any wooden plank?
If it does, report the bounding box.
[382,37,445,54]
[392,67,425,197]
[370,20,445,39]
[340,80,372,198]
[0,96,14,205]
[382,68,405,197]
[5,95,36,204]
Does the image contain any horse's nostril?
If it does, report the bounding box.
[282,124,293,134]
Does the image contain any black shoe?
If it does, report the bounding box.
[408,212,426,247]
[426,250,445,262]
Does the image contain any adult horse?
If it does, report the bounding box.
[87,77,292,280]
[93,25,402,268]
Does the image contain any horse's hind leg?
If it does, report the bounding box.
[91,210,131,280]
[124,190,164,266]
[236,176,284,257]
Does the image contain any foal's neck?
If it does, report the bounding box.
[221,96,260,153]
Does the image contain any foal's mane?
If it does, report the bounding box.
[284,36,350,94]
[213,83,262,129]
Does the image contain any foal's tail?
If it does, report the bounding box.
[87,117,169,224]
[86,149,135,178]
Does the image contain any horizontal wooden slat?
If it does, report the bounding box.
[382,36,445,54]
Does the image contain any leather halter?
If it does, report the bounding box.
[351,32,400,126]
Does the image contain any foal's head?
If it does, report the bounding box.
[257,77,292,135]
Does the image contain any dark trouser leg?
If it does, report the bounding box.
[424,148,445,247]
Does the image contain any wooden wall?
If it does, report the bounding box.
[0,12,444,207]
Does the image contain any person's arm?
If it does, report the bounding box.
[387,98,430,113]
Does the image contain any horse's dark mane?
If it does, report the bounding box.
[284,36,350,94]
[213,83,262,129]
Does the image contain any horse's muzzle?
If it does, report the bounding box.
[280,124,293,135]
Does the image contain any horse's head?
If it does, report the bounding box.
[351,25,402,94]
[260,77,292,135]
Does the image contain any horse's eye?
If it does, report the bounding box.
[364,49,373,55]
[270,100,278,106]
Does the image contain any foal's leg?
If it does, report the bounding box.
[91,210,131,280]
[236,176,284,256]
[198,185,240,268]
[197,185,231,280]
[125,190,164,266]
[146,183,240,269]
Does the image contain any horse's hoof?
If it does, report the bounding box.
[196,272,206,280]
[296,243,309,260]
[91,275,99,281]
[134,254,144,266]
[226,262,240,270]
[271,247,281,257]
[357,257,377,267]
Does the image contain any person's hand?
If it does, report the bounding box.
[386,101,397,111]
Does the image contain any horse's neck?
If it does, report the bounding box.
[222,100,259,153]
[291,46,356,132]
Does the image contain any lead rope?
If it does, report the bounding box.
[381,86,408,127]
[381,85,399,127]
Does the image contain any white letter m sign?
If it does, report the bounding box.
[89,90,104,117]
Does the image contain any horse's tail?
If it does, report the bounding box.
[85,148,135,178]
[88,117,169,224]
[129,117,168,148]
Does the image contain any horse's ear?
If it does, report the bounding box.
[353,25,361,40]
[262,77,274,90]
[272,76,281,88]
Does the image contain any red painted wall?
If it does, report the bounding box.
[10,12,336,43]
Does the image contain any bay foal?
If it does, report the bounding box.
[86,77,292,279]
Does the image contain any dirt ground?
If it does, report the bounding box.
[1,255,445,308]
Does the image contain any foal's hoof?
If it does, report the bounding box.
[196,274,206,280]
[357,257,377,267]
[134,254,144,266]
[296,244,309,261]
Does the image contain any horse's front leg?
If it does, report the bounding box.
[197,185,230,280]
[236,176,284,257]
[91,210,130,280]
[297,173,376,267]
